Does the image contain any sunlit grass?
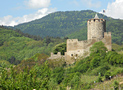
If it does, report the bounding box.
[80,75,98,84]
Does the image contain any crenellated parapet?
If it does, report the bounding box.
[51,52,61,57]
[49,52,65,60]
[67,39,78,43]
[104,32,111,37]
[87,18,105,23]
[67,38,99,52]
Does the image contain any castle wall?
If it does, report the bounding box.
[66,38,99,64]
[66,32,112,64]
[49,14,112,65]
[48,52,65,60]
[66,39,84,64]
[102,32,112,51]
[67,39,79,51]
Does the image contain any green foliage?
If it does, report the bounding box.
[90,41,107,57]
[111,67,123,76]
[13,10,123,44]
[1,41,123,90]
[63,73,75,86]
[0,27,65,63]
[106,51,123,66]
[90,56,101,69]
[97,75,102,82]
[51,67,65,84]
[69,73,80,88]
[104,71,111,80]
[48,58,66,68]
[113,80,119,90]
[0,60,11,68]
[0,60,52,90]
[112,43,123,51]
[53,42,66,55]
[14,10,96,38]
[1,25,123,89]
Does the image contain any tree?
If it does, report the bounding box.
[8,56,16,64]
[90,41,107,57]
[53,43,66,55]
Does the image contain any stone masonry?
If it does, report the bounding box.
[49,14,112,64]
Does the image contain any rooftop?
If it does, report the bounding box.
[94,14,99,19]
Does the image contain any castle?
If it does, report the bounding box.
[49,14,112,64]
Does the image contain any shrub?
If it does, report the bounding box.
[97,74,102,82]
[52,67,65,84]
[90,41,107,57]
[104,71,111,80]
[113,80,119,90]
[53,43,66,55]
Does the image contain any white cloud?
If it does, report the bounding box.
[102,0,123,19]
[0,16,18,26]
[81,0,101,8]
[0,8,56,26]
[26,0,51,9]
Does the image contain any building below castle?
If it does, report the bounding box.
[49,14,112,64]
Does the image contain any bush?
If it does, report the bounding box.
[90,41,107,57]
[104,71,111,80]
[63,73,74,86]
[90,56,101,69]
[113,80,119,90]
[69,73,80,88]
[53,43,66,55]
[52,67,65,84]
[99,65,110,76]
[97,73,102,82]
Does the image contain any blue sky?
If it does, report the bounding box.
[0,0,122,26]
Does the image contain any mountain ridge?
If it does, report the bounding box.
[14,10,123,44]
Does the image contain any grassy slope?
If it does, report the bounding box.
[93,74,123,90]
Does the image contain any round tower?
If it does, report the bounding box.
[87,14,106,40]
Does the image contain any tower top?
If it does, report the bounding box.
[94,14,99,19]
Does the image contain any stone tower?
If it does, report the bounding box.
[87,14,106,40]
[49,13,112,64]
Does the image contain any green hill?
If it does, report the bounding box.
[0,26,65,64]
[14,10,123,44]
[1,41,123,90]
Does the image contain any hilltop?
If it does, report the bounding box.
[14,10,123,44]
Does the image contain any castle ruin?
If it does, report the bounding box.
[49,14,112,64]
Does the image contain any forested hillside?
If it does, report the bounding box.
[0,26,65,64]
[14,10,123,44]
[1,10,123,89]
[1,41,123,90]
